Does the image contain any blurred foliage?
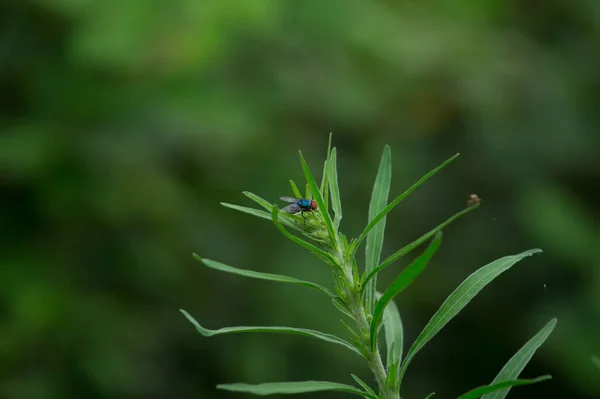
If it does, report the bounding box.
[1,0,599,398]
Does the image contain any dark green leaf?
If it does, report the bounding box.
[180,310,362,356]
[382,293,404,369]
[481,319,557,399]
[193,254,334,297]
[353,153,460,256]
[350,374,378,398]
[367,204,479,284]
[398,249,542,389]
[290,180,303,198]
[221,202,272,221]
[221,201,298,231]
[329,147,342,231]
[364,145,392,314]
[320,132,333,211]
[244,191,275,211]
[217,381,378,399]
[456,376,551,399]
[332,297,354,319]
[370,233,442,351]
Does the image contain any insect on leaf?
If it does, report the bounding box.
[299,151,338,250]
[271,206,341,271]
[222,197,298,231]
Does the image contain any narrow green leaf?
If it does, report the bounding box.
[350,374,378,398]
[193,255,334,297]
[221,201,298,231]
[320,132,333,211]
[340,319,361,343]
[481,319,557,399]
[382,294,404,369]
[398,248,543,389]
[180,310,362,357]
[221,202,273,221]
[354,153,460,256]
[244,191,274,211]
[290,180,303,198]
[370,233,442,350]
[386,359,400,389]
[271,206,341,271]
[456,376,551,399]
[217,381,378,399]
[364,145,392,314]
[329,147,342,231]
[367,204,479,284]
[299,151,338,249]
[592,356,600,370]
[424,393,436,399]
[320,160,329,207]
[305,183,310,200]
[332,297,354,319]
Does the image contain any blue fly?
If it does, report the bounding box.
[279,196,318,216]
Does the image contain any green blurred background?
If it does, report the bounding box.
[1,1,599,398]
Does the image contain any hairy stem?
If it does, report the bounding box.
[342,268,397,399]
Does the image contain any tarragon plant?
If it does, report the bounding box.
[181,136,557,399]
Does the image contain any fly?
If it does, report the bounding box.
[279,196,318,222]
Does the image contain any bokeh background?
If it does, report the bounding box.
[2,1,599,398]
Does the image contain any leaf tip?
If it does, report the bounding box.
[179,309,205,332]
[179,308,192,320]
[192,253,203,262]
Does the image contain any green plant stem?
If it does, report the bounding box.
[341,265,396,399]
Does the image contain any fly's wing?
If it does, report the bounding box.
[280,203,302,214]
[279,196,300,203]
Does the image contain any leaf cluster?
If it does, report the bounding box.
[181,135,556,399]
